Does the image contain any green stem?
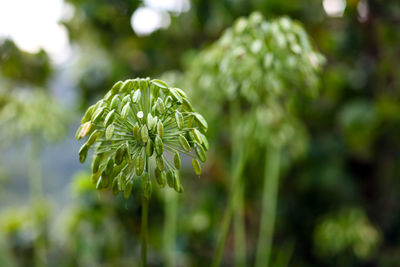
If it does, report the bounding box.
[212,99,247,267]
[141,157,150,267]
[141,196,149,267]
[234,179,246,267]
[163,189,178,267]
[212,149,247,267]
[255,145,281,267]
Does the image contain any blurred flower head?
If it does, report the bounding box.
[314,208,380,260]
[0,88,69,143]
[185,12,325,149]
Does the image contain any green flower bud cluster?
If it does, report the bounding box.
[0,89,68,143]
[185,12,325,149]
[76,78,208,199]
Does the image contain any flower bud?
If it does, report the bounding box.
[87,130,102,146]
[105,124,114,140]
[173,171,182,193]
[96,176,103,189]
[132,123,140,140]
[117,172,125,191]
[81,105,95,124]
[152,79,169,91]
[145,139,154,157]
[178,134,191,152]
[132,89,141,104]
[120,80,132,93]
[157,120,164,138]
[155,168,166,188]
[110,95,121,111]
[166,169,175,188]
[165,96,173,109]
[175,111,184,130]
[155,135,163,155]
[147,113,155,130]
[136,155,144,175]
[79,143,89,163]
[156,155,165,171]
[142,173,152,199]
[80,121,92,139]
[140,125,149,144]
[112,177,119,195]
[75,124,83,140]
[121,102,131,120]
[195,143,207,162]
[91,153,103,173]
[156,97,165,114]
[104,110,115,127]
[192,158,201,175]
[182,98,193,112]
[92,106,105,123]
[169,88,183,103]
[124,180,133,199]
[121,95,131,107]
[194,113,208,130]
[101,174,109,187]
[174,151,181,169]
[115,145,125,165]
[187,115,194,128]
[105,157,114,176]
[91,170,101,184]
[111,81,123,94]
[193,128,203,144]
[201,134,209,151]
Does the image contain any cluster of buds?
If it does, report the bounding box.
[76,78,208,199]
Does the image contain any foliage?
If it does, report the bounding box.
[0,88,69,143]
[314,208,380,260]
[0,39,52,86]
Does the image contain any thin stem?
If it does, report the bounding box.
[141,157,150,267]
[212,148,247,267]
[255,144,281,267]
[141,196,149,267]
[234,179,246,267]
[212,99,248,267]
[163,189,178,267]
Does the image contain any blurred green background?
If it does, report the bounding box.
[0,0,399,266]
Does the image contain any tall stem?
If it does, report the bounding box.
[212,99,247,267]
[212,147,247,267]
[255,144,281,267]
[141,196,149,267]
[163,189,178,267]
[234,179,246,267]
[141,157,150,267]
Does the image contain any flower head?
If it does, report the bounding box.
[76,78,208,199]
[185,13,325,149]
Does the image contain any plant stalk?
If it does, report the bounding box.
[141,157,150,267]
[163,189,178,267]
[255,144,281,267]
[212,147,247,267]
[212,99,248,267]
[234,178,246,267]
[141,195,149,267]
